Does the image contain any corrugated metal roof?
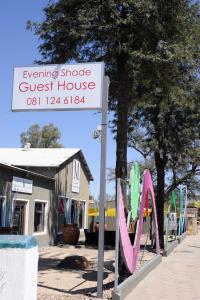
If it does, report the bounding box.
[0,148,80,167]
[0,148,93,180]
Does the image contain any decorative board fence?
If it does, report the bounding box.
[164,186,188,256]
[112,165,162,299]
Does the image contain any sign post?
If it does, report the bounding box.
[97,76,109,298]
[12,62,109,298]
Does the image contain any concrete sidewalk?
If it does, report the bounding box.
[125,234,200,300]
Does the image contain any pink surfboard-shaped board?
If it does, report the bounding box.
[119,169,160,273]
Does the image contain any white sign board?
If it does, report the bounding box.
[12,176,33,194]
[12,62,104,111]
[72,159,80,193]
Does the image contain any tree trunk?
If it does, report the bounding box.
[154,151,166,249]
[116,99,128,191]
[115,54,129,200]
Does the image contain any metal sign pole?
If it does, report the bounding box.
[97,76,109,298]
[114,178,121,290]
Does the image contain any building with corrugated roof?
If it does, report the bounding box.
[0,147,93,246]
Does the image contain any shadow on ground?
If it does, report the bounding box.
[188,245,200,249]
[38,278,114,297]
[38,256,115,297]
[38,257,62,271]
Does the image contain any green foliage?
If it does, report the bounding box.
[27,0,162,182]
[27,1,200,210]
[27,0,157,103]
[128,1,200,197]
[20,123,63,148]
[27,0,200,172]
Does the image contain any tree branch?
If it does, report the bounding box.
[166,166,200,197]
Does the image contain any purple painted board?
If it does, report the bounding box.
[119,169,160,273]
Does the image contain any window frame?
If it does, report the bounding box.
[33,199,48,235]
[12,198,29,234]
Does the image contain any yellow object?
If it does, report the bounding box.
[88,207,116,217]
[88,208,99,217]
[194,201,200,208]
[105,208,116,217]
[88,207,152,217]
[144,208,152,217]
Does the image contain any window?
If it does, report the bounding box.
[34,201,46,233]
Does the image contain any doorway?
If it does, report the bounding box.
[12,201,26,234]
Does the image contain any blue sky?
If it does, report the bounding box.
[0,0,142,199]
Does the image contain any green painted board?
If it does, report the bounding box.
[130,162,140,221]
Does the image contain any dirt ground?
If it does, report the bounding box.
[37,234,156,300]
[37,244,115,300]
